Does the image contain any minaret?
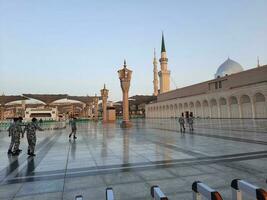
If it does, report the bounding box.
[257,56,260,67]
[153,48,159,96]
[158,32,170,93]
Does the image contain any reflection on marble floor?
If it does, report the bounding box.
[0,119,267,200]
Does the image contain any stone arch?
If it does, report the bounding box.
[166,105,170,118]
[210,98,218,118]
[189,102,194,114]
[202,100,209,118]
[219,97,228,118]
[166,105,169,111]
[240,95,252,118]
[229,96,239,118]
[183,103,188,117]
[159,106,163,118]
[179,103,183,115]
[170,104,174,118]
[174,104,178,117]
[155,106,159,118]
[195,101,202,117]
[254,93,266,118]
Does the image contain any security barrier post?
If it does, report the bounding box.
[231,179,267,200]
[106,187,114,200]
[192,181,223,200]
[150,185,168,200]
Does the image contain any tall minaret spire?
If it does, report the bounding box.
[158,32,171,93]
[161,32,166,53]
[153,48,159,96]
[257,56,260,67]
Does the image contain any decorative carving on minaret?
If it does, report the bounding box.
[153,48,159,96]
[158,32,171,93]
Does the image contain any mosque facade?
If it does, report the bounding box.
[146,36,267,119]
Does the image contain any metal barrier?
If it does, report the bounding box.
[231,179,267,200]
[106,187,114,200]
[192,181,223,200]
[75,195,83,200]
[150,185,168,200]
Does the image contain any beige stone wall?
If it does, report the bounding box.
[107,109,116,122]
[157,65,267,102]
[146,82,267,119]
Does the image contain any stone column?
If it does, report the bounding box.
[118,60,133,128]
[194,107,197,118]
[251,101,256,119]
[238,103,243,118]
[227,103,232,119]
[72,104,75,117]
[82,104,87,117]
[88,103,93,119]
[21,100,26,117]
[101,84,109,123]
[208,106,212,118]
[217,105,221,118]
[93,96,99,121]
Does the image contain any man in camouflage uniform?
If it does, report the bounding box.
[69,117,77,139]
[178,113,186,133]
[24,117,43,156]
[12,117,24,156]
[188,114,194,132]
[7,118,18,154]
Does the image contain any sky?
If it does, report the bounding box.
[0,0,267,101]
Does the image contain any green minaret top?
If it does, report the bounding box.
[161,32,166,53]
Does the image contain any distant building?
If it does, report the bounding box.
[146,40,267,119]
[25,107,58,121]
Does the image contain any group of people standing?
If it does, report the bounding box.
[177,112,194,133]
[7,117,43,156]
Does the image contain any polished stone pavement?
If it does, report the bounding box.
[0,119,267,200]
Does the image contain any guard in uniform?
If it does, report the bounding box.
[24,118,43,156]
[178,113,186,133]
[188,114,194,132]
[7,118,18,154]
[69,117,77,139]
[12,117,24,156]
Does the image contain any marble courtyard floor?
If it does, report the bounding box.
[0,119,267,200]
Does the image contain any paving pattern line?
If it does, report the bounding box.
[2,150,267,185]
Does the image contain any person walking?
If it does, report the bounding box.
[24,117,44,156]
[12,117,24,156]
[188,114,194,132]
[178,113,186,133]
[69,117,77,139]
[7,118,17,154]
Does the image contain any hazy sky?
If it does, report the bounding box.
[1,0,267,101]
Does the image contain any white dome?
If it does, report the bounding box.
[215,58,243,78]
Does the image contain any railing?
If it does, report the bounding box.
[231,179,267,200]
[192,181,223,200]
[150,185,168,200]
[73,180,267,200]
[106,188,115,200]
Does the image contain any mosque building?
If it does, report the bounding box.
[146,35,267,119]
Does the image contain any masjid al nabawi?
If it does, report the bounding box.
[146,34,267,119]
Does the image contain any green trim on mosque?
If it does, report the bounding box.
[161,33,166,53]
